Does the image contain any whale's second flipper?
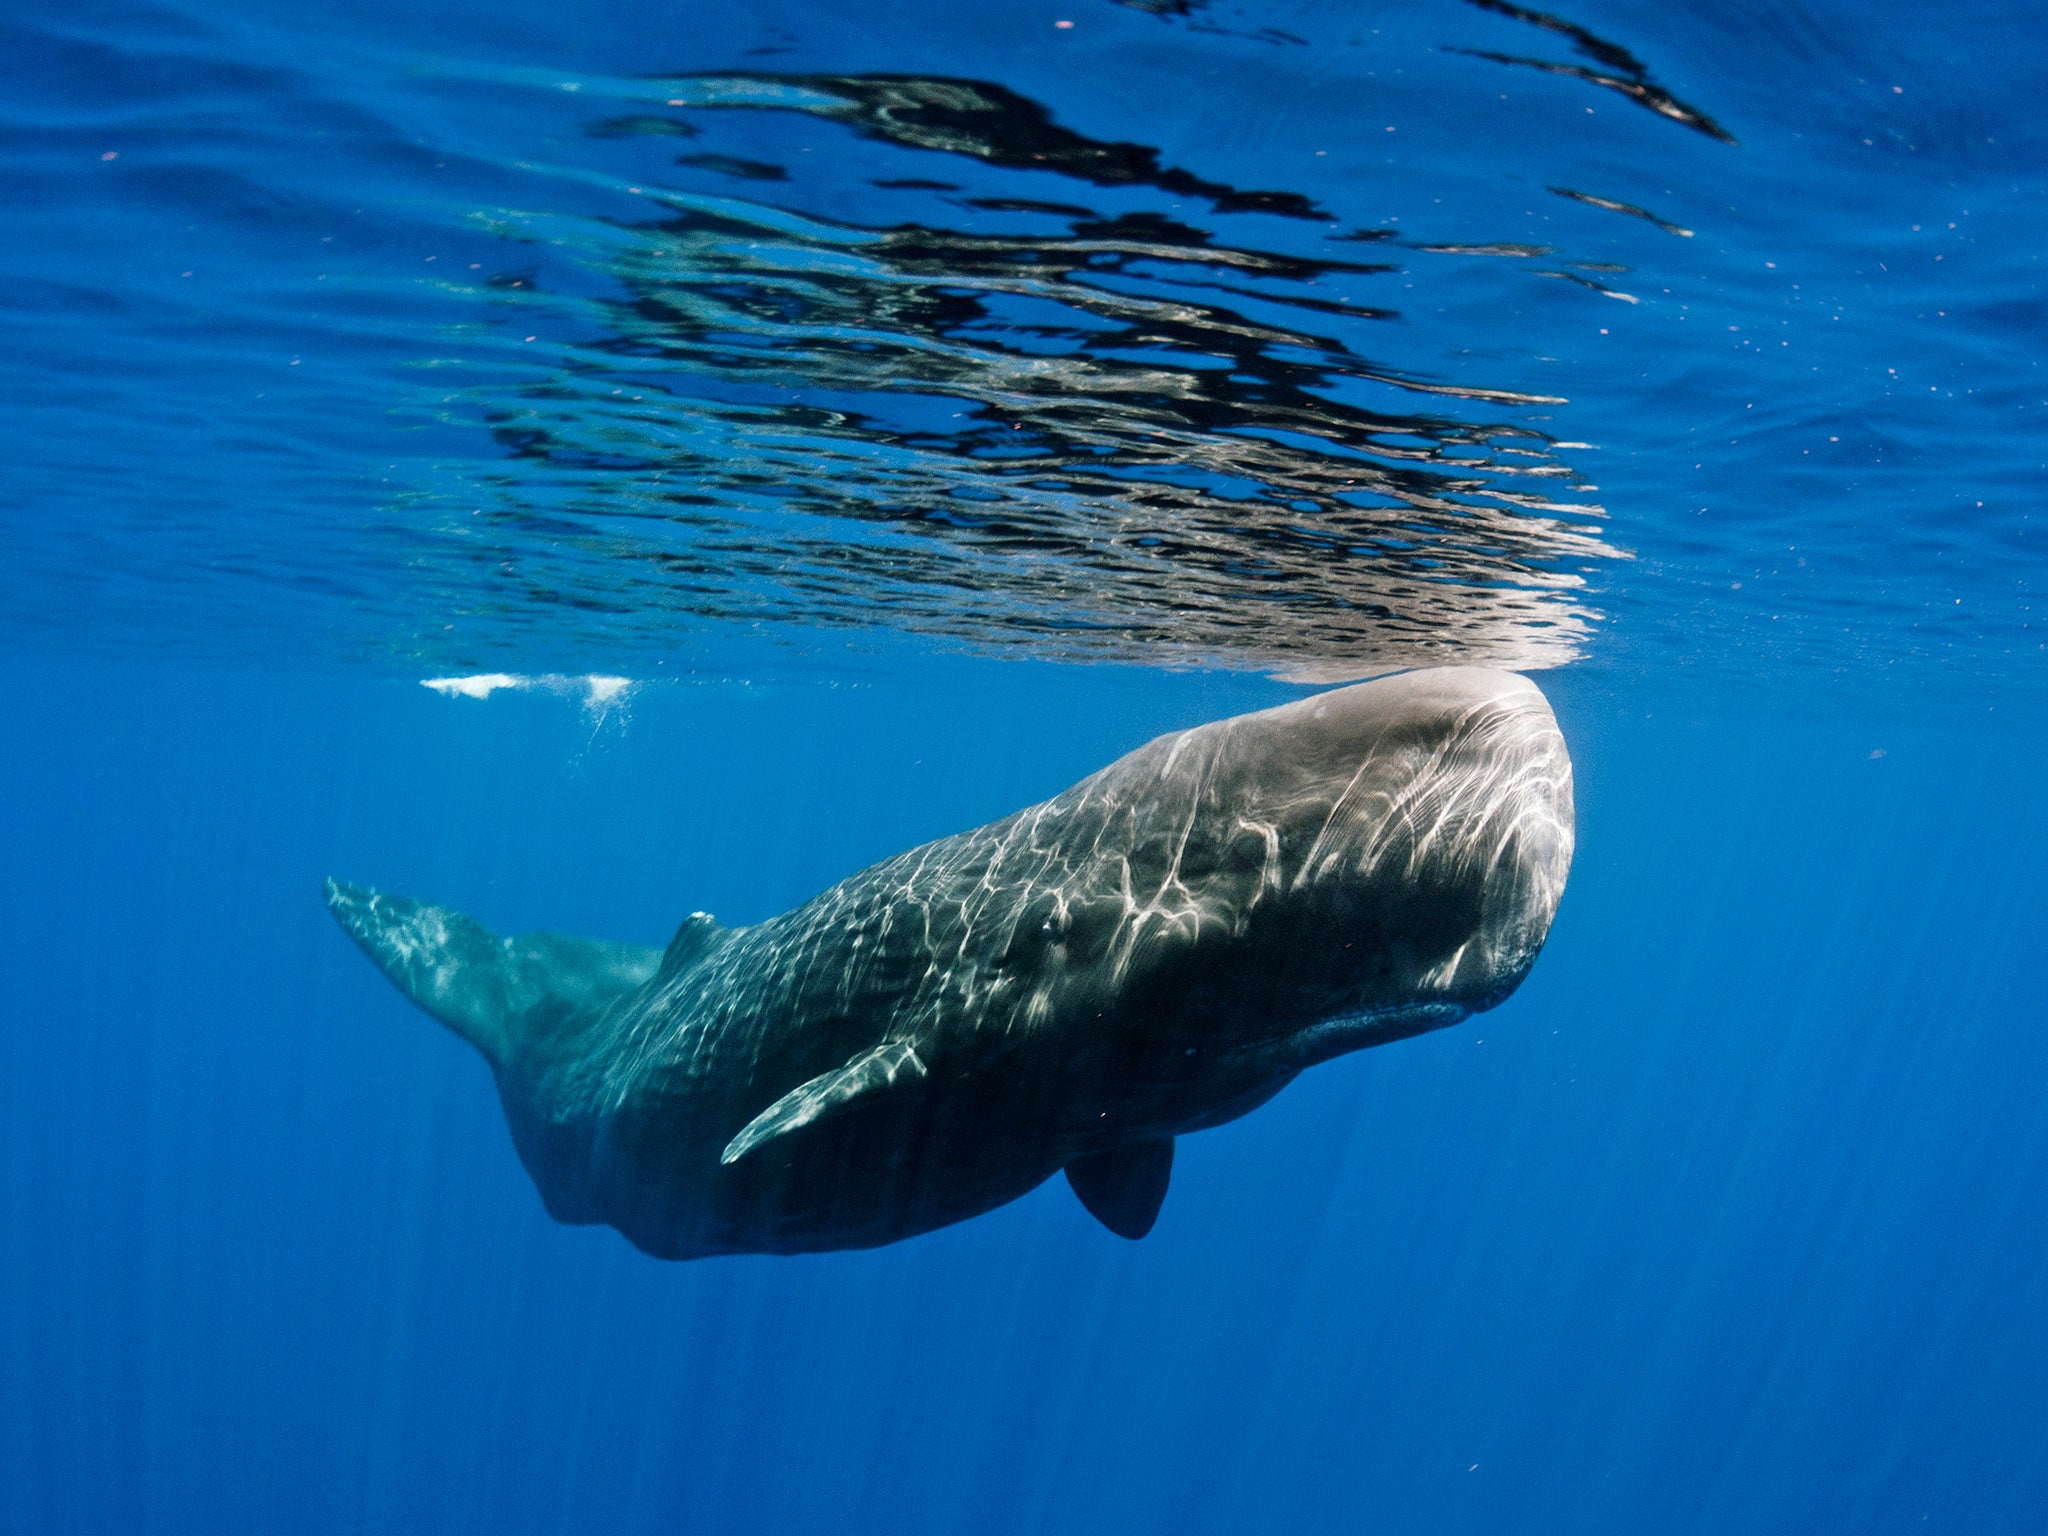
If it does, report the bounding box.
[324,879,663,1065]
[1065,1139,1175,1239]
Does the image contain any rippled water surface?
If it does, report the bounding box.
[6,0,2042,688]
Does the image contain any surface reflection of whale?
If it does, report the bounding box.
[327,667,1573,1258]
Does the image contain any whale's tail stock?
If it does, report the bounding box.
[323,879,666,1065]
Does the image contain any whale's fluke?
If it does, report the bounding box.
[1066,1139,1175,1239]
[324,880,662,1064]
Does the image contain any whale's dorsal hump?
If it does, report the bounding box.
[720,1039,929,1165]
[658,912,727,981]
[1065,1139,1175,1239]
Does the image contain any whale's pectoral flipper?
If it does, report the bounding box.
[324,879,662,1065]
[1065,1139,1175,1239]
[721,1039,929,1165]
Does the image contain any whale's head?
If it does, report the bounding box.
[1017,667,1574,1093]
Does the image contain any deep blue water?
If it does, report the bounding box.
[3,0,2046,1530]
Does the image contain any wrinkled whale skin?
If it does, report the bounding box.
[328,666,1573,1258]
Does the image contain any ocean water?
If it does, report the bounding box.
[2,0,2045,1531]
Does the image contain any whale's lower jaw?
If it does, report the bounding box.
[1259,933,1552,1073]
[1277,1002,1474,1070]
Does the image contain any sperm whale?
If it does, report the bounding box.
[327,666,1573,1257]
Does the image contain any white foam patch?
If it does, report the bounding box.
[420,673,639,714]
[422,673,523,699]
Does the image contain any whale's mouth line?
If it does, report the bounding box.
[1202,1001,1471,1076]
[1272,1002,1471,1068]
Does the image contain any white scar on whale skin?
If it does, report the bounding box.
[330,667,1573,1260]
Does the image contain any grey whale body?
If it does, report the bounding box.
[328,666,1574,1258]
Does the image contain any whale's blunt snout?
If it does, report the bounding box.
[1394,670,1573,1010]
[1455,683,1574,1008]
[1265,668,1574,1018]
